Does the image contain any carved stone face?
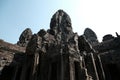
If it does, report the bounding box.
[84,28,98,45]
[50,10,73,35]
[17,28,32,47]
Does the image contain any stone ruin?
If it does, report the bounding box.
[0,10,120,80]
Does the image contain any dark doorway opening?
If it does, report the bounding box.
[26,66,31,80]
[107,64,120,80]
[50,62,57,80]
[74,61,80,80]
[15,67,22,80]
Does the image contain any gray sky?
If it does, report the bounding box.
[0,0,120,43]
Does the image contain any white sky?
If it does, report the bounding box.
[71,0,120,41]
[0,0,120,43]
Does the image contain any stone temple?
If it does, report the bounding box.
[0,10,120,80]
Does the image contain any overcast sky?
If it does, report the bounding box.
[0,0,120,43]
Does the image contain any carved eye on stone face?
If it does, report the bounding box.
[50,19,58,29]
[65,17,71,27]
[66,21,71,27]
